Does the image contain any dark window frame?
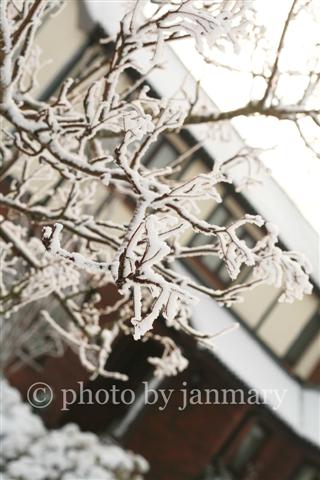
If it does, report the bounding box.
[291,462,320,480]
[142,136,180,170]
[226,420,269,476]
[284,310,320,367]
[209,413,271,479]
[187,199,257,288]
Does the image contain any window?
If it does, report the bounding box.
[228,423,268,475]
[143,139,178,169]
[189,204,233,286]
[196,461,231,480]
[197,421,268,480]
[189,203,256,287]
[285,311,320,367]
[256,293,319,360]
[293,464,320,480]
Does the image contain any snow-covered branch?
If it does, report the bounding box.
[0,0,315,380]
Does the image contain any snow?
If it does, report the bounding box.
[148,346,189,378]
[0,0,316,382]
[42,223,111,274]
[1,379,149,480]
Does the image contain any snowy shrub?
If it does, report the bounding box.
[1,379,149,480]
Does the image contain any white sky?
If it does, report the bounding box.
[170,0,320,235]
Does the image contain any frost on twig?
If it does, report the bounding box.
[42,223,111,275]
[0,0,315,381]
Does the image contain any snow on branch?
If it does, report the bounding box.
[0,0,315,381]
[42,223,111,275]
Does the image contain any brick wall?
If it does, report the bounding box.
[121,342,320,480]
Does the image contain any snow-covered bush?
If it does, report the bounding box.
[1,379,149,480]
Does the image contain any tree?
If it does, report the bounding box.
[0,0,317,380]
